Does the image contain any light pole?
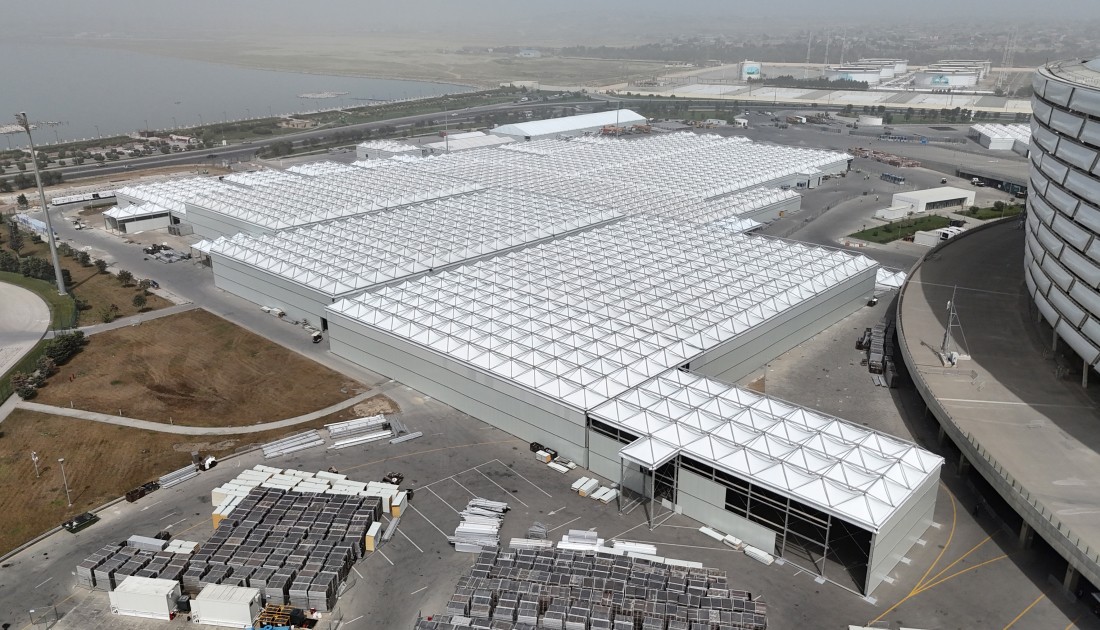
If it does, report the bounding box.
[15,113,67,296]
[58,457,72,507]
[94,125,100,139]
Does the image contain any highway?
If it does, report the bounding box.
[51,99,589,181]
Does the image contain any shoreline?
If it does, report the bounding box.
[56,37,491,91]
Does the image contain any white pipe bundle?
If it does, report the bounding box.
[450,497,508,553]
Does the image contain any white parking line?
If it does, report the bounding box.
[407,503,451,540]
[419,460,495,490]
[491,459,553,498]
[475,469,530,508]
[547,516,581,533]
[397,528,425,553]
[353,566,364,579]
[450,476,477,497]
[425,487,460,514]
[376,549,395,566]
[35,577,53,589]
[410,586,428,595]
[345,615,364,625]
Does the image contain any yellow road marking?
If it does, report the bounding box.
[1002,592,1045,629]
[915,554,1008,594]
[1064,614,1081,630]
[916,533,995,593]
[911,482,956,595]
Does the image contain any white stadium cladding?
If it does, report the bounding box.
[120,130,941,595]
[1027,58,1100,373]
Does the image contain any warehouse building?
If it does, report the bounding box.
[492,110,647,140]
[856,58,909,76]
[102,203,174,234]
[589,368,942,595]
[969,123,1031,155]
[891,187,975,214]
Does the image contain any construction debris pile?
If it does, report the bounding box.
[416,546,767,630]
[848,146,921,167]
[450,498,510,553]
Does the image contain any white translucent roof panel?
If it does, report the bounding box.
[591,368,943,532]
[188,162,484,231]
[287,161,360,177]
[114,177,231,216]
[970,123,1031,143]
[211,188,619,296]
[103,203,171,220]
[329,215,877,409]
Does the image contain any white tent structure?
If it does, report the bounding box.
[590,368,941,595]
[210,189,619,323]
[103,203,174,234]
[492,109,648,140]
[327,214,878,471]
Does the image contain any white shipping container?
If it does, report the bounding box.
[191,584,262,628]
[109,576,181,621]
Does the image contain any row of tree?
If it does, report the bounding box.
[10,331,86,399]
[0,170,63,192]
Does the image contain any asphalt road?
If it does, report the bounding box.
[0,283,51,376]
[41,100,591,182]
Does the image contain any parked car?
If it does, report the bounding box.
[62,512,99,534]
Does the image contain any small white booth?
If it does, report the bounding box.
[109,576,181,621]
[191,584,262,628]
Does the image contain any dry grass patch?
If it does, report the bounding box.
[0,409,352,556]
[311,394,401,426]
[36,309,363,426]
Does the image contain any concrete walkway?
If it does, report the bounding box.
[45,302,198,338]
[10,382,393,435]
[0,282,51,374]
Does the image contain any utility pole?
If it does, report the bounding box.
[58,457,72,507]
[15,113,67,296]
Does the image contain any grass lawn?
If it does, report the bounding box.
[0,409,372,555]
[35,309,364,426]
[958,205,1024,220]
[15,240,172,322]
[849,215,952,244]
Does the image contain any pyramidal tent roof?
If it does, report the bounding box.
[329,214,877,411]
[591,369,942,532]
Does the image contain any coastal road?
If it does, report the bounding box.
[48,100,590,181]
[0,283,51,376]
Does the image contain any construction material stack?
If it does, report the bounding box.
[450,498,509,553]
[326,414,392,449]
[415,545,766,630]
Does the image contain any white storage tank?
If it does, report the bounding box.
[191,584,262,628]
[857,115,884,126]
[109,576,182,621]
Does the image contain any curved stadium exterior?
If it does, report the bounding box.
[1027,58,1100,369]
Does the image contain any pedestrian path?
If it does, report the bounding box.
[5,382,392,435]
[45,303,198,338]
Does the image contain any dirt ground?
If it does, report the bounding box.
[0,409,361,556]
[14,240,172,321]
[312,394,400,425]
[35,309,363,425]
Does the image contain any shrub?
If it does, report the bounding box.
[116,269,134,285]
[42,331,86,364]
[35,355,57,377]
[77,251,91,266]
[137,279,152,293]
[132,294,147,310]
[94,258,107,273]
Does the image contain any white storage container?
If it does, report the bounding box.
[191,584,262,628]
[109,576,181,620]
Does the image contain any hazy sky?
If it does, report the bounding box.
[11,0,1099,41]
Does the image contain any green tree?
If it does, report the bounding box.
[116,269,134,285]
[132,293,147,310]
[77,251,91,266]
[94,258,107,273]
[16,193,28,208]
[8,227,23,256]
[137,278,152,293]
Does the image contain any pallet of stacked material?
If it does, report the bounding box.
[288,576,313,608]
[540,604,566,629]
[743,546,774,566]
[181,565,208,594]
[577,479,599,497]
[546,461,569,474]
[264,569,295,605]
[392,490,408,517]
[569,477,591,492]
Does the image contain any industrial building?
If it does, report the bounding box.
[110,129,940,595]
[856,58,909,76]
[913,68,979,88]
[969,123,1031,156]
[891,187,976,214]
[423,130,515,154]
[492,110,647,140]
[102,203,174,234]
[355,139,421,161]
[1027,57,1100,378]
